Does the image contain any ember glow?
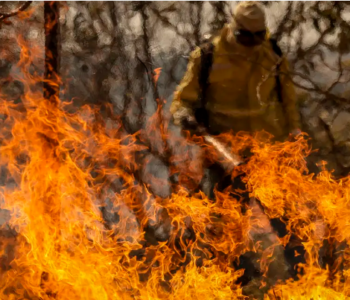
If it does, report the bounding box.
[0,22,350,300]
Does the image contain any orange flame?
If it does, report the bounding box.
[0,28,350,300]
[153,67,162,85]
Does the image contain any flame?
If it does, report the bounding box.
[153,68,162,86]
[0,19,350,300]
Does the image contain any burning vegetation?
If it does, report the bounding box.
[1,1,350,300]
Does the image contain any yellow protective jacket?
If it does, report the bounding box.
[170,25,301,141]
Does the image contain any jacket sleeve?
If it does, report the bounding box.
[170,47,202,125]
[279,57,301,132]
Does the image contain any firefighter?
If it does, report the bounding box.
[171,0,302,205]
[170,2,302,298]
[171,1,300,140]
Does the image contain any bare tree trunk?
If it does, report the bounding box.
[40,2,61,294]
[44,1,60,105]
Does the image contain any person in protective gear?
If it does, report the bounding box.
[171,1,301,141]
[170,2,303,298]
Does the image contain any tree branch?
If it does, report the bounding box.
[0,1,32,22]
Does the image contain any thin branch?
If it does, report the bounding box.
[149,3,193,48]
[273,1,293,41]
[0,1,32,22]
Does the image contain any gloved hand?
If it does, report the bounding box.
[173,107,198,131]
[181,114,199,131]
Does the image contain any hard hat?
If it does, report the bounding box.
[232,1,266,32]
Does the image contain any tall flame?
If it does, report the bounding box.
[0,26,350,300]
